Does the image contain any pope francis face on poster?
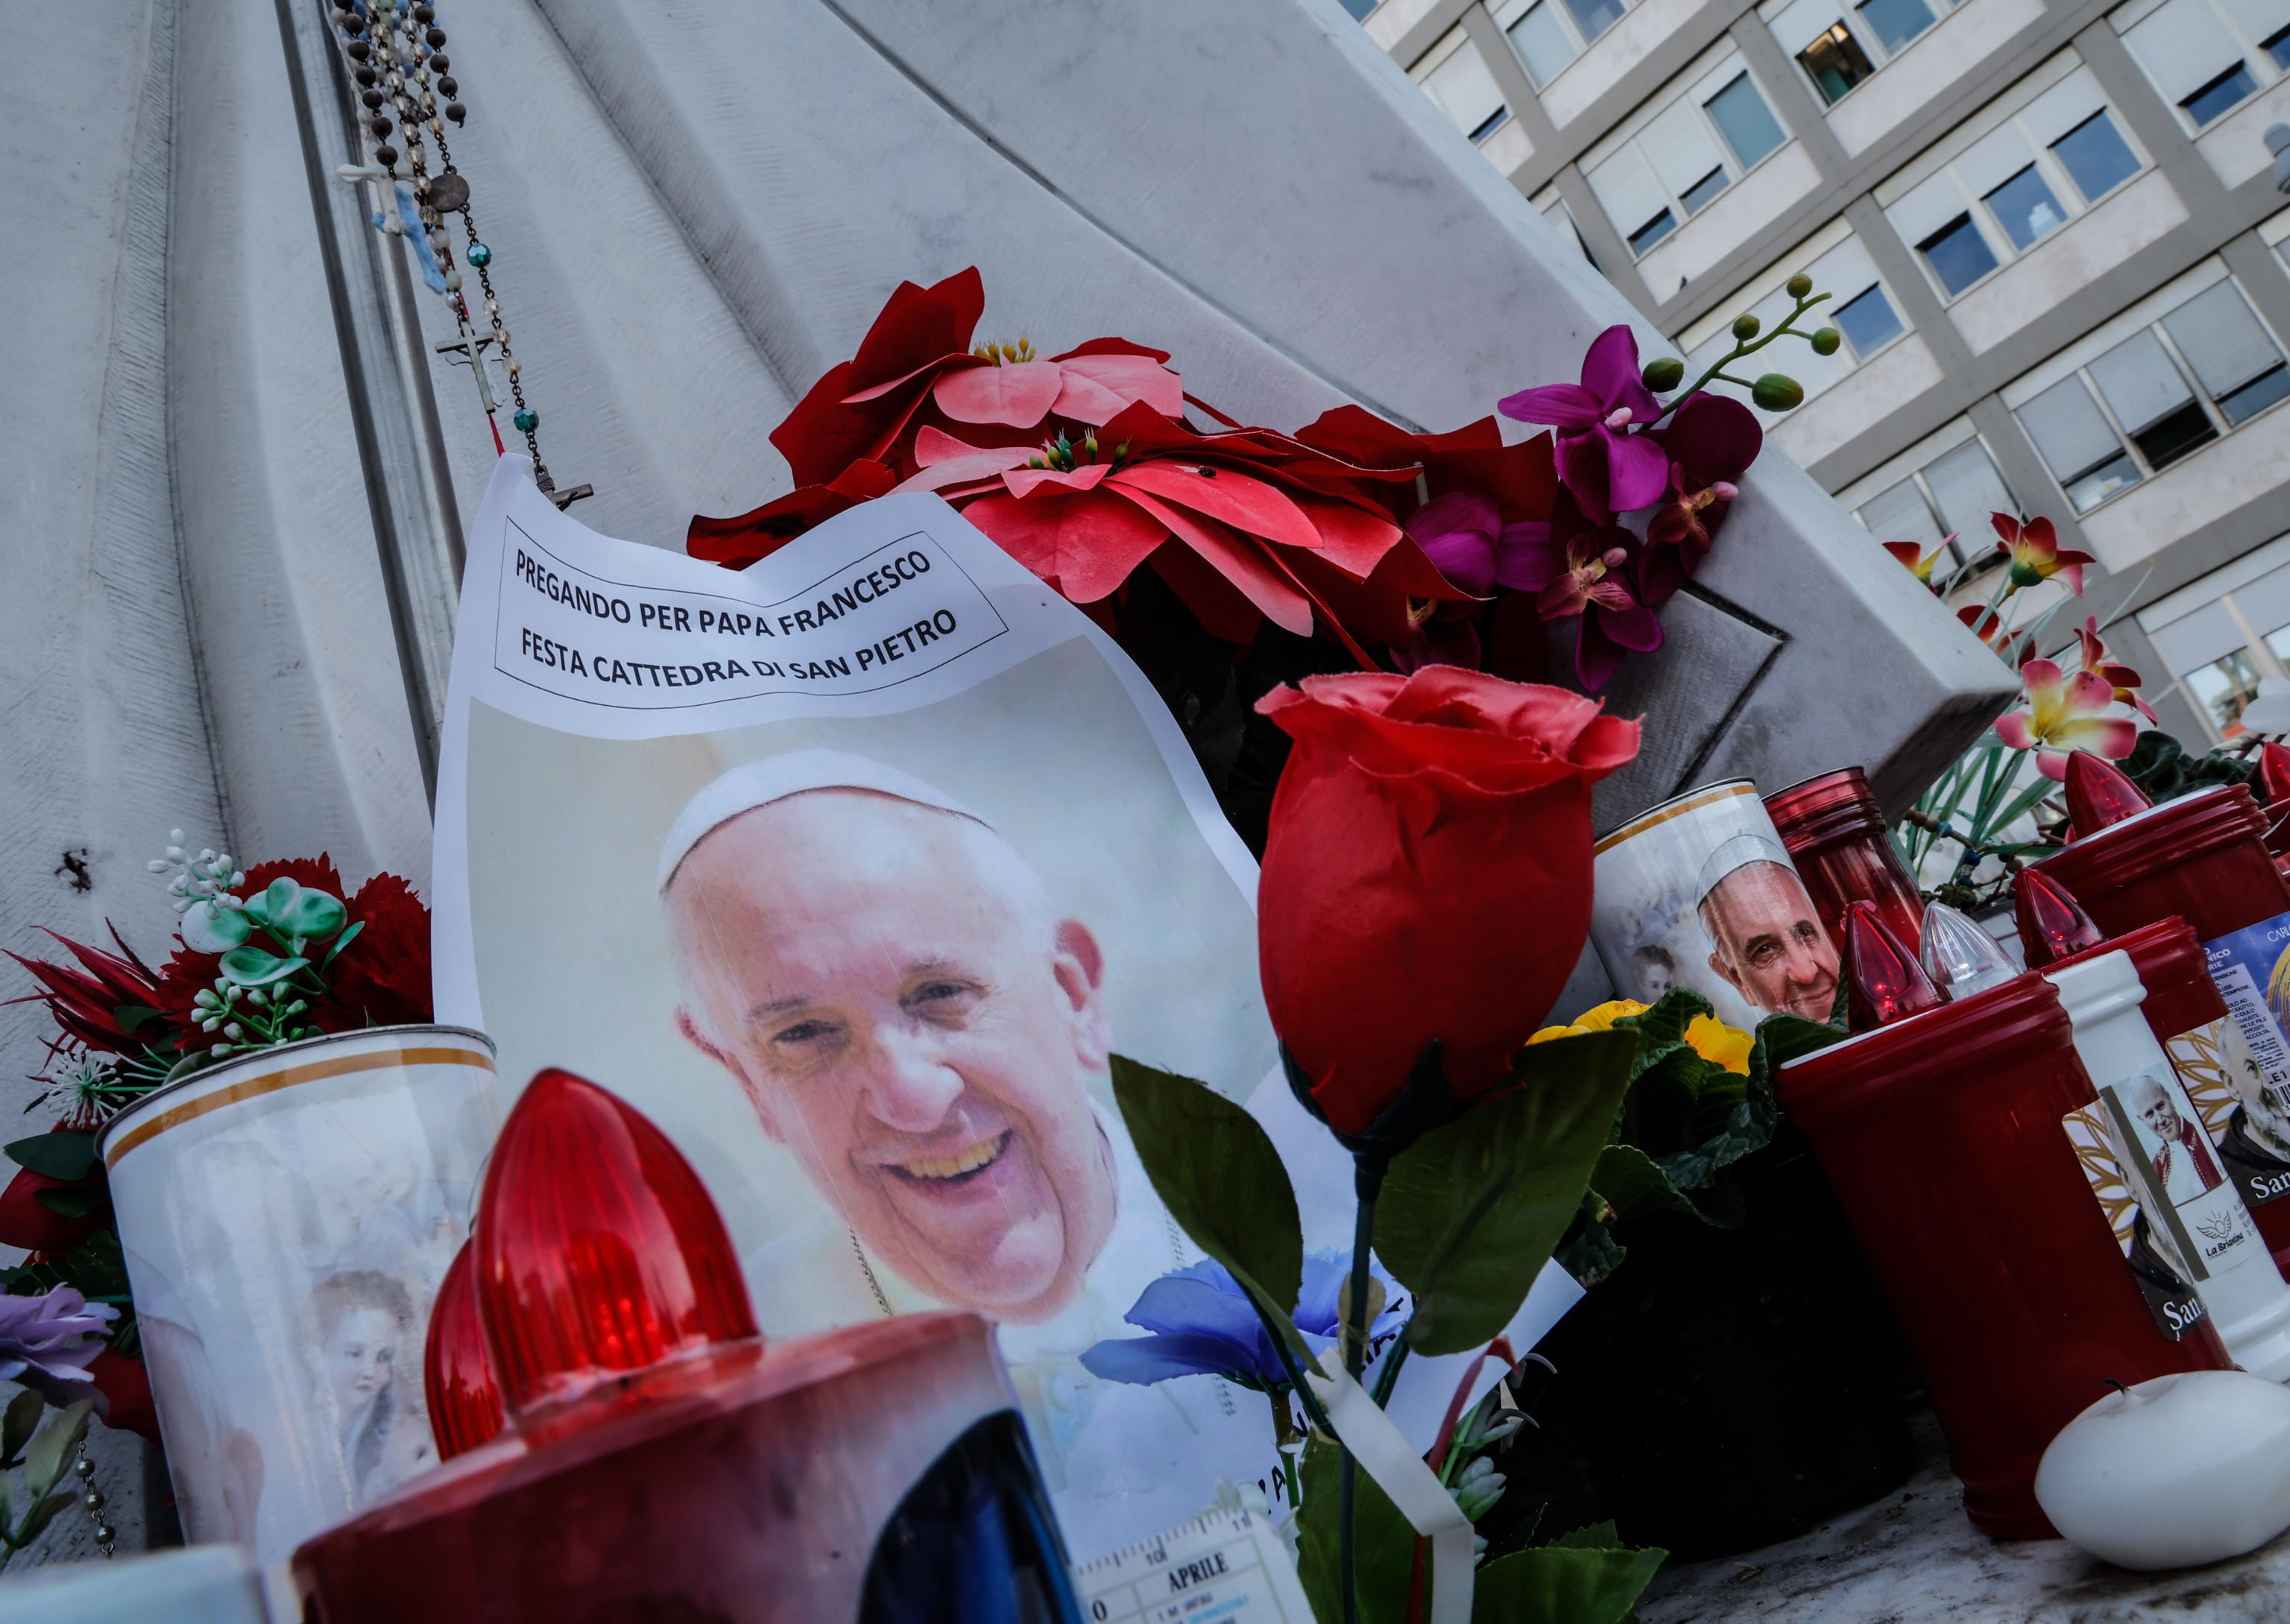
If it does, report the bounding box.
[660,753,1120,1324]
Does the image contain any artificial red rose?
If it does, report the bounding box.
[1255,669,1639,1134]
[88,1347,158,1440]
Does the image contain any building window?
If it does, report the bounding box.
[1583,57,1791,259]
[1834,283,1905,356]
[1630,209,1679,253]
[2012,276,2290,511]
[2138,537,2290,741]
[1858,0,1939,54]
[1799,23,1876,101]
[1920,215,2001,294]
[1706,73,1787,166]
[2183,61,2259,124]
[1338,0,1378,18]
[1413,35,1511,148]
[1984,165,2067,249]
[1767,0,1963,106]
[2116,0,2290,136]
[1496,0,1632,88]
[1507,2,1580,86]
[1884,68,2148,302]
[1851,435,2019,566]
[2050,111,2142,201]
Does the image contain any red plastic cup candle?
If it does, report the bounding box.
[2263,743,2290,875]
[1842,899,1942,1030]
[2039,786,2290,1270]
[2015,868,2105,968]
[1778,975,2232,1538]
[2063,751,2153,839]
[1764,767,1927,957]
[294,1070,1082,1623]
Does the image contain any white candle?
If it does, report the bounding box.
[2035,1370,2290,1570]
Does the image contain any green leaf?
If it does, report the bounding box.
[1553,1188,1626,1286]
[1108,1055,1306,1358]
[1470,1545,1668,1624]
[319,919,367,970]
[31,1187,101,1219]
[2,1132,96,1182]
[1611,989,1712,1055]
[111,1005,163,1036]
[218,946,309,988]
[0,1391,42,1468]
[1545,1520,1622,1549]
[13,1488,75,1547]
[1296,1434,1418,1624]
[1592,1144,1712,1225]
[277,886,347,942]
[22,1400,91,1494]
[1378,1030,1637,1356]
[1749,1012,1847,1082]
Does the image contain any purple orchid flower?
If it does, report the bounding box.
[1498,326,1670,524]
[1643,393,1763,607]
[1079,1253,1409,1392]
[0,1286,115,1408]
[1501,493,1664,691]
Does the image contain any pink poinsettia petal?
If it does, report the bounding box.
[934,360,1065,427]
[1002,461,1116,498]
[892,428,1038,493]
[1050,353,1185,423]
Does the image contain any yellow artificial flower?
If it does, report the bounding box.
[1527,999,1648,1046]
[1685,1014,1753,1075]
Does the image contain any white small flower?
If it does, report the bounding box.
[224,1023,243,1041]
[168,828,184,844]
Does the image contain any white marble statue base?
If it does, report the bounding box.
[1638,1412,2290,1622]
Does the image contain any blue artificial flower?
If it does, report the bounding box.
[1079,1251,1407,1392]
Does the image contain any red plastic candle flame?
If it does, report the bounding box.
[2063,751,2151,839]
[473,1068,759,1419]
[1843,899,1943,1030]
[423,1240,504,1461]
[2013,867,2104,968]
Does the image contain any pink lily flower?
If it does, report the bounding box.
[1993,512,2095,595]
[1498,326,1670,523]
[1995,657,2138,780]
[2075,616,2158,723]
[1882,536,1955,590]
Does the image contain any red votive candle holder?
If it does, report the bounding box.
[1779,973,2231,1538]
[2040,786,2290,1270]
[1766,767,1926,957]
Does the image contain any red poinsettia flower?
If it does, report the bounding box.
[687,460,897,568]
[1290,408,1559,528]
[2075,615,2157,723]
[1994,512,2095,594]
[904,402,1462,663]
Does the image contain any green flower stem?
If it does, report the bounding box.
[1653,291,1831,423]
[1341,1152,1388,1624]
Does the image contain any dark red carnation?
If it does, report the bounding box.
[327,873,432,1029]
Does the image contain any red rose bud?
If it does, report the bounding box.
[1254,669,1640,1136]
[2013,867,2104,968]
[2063,751,2151,838]
[89,1348,159,1441]
[1843,900,1943,1031]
